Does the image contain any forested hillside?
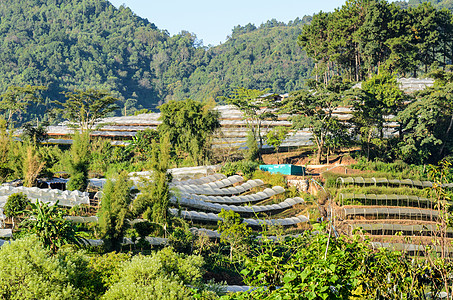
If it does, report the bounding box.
[0,0,313,123]
[4,0,453,124]
[300,0,453,83]
[0,0,203,119]
[179,18,313,103]
[407,0,453,10]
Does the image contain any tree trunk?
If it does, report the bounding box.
[316,147,322,165]
[326,147,330,165]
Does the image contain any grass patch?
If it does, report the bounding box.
[351,158,428,180]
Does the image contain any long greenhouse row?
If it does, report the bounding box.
[338,193,434,209]
[336,176,453,189]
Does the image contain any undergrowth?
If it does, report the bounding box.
[351,158,428,180]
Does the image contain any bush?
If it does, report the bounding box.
[221,160,259,179]
[251,169,286,188]
[89,252,131,288]
[102,247,204,300]
[351,157,427,180]
[3,192,29,220]
[0,236,80,299]
[169,226,194,254]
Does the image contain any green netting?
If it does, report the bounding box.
[336,177,440,188]
[343,207,438,221]
[351,223,453,237]
[370,242,453,255]
[339,193,434,209]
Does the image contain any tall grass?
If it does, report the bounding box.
[351,158,427,180]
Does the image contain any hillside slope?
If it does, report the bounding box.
[0,0,313,123]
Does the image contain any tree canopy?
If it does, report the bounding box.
[299,0,453,81]
[158,99,220,165]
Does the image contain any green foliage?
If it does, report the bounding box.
[351,71,407,161]
[128,128,159,161]
[281,77,351,164]
[299,1,453,81]
[90,140,132,176]
[89,252,131,289]
[102,247,204,300]
[3,192,29,217]
[228,224,365,299]
[56,247,106,299]
[218,209,252,262]
[0,85,46,128]
[0,236,80,299]
[134,134,172,226]
[53,89,118,130]
[98,171,134,252]
[169,225,194,254]
[351,157,427,179]
[226,224,447,300]
[0,236,109,299]
[21,200,81,254]
[3,193,29,229]
[158,99,220,165]
[66,131,90,191]
[220,160,259,179]
[397,81,453,164]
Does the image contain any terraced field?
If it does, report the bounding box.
[0,167,309,247]
[334,176,451,254]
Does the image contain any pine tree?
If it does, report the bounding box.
[133,134,172,230]
[98,171,133,252]
[66,131,90,191]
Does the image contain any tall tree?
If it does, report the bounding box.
[133,134,172,229]
[329,0,368,81]
[0,85,46,128]
[281,77,351,164]
[358,0,393,76]
[98,171,134,252]
[225,87,277,159]
[358,71,406,137]
[66,131,90,191]
[397,78,453,163]
[53,89,118,131]
[158,99,220,165]
[298,12,331,83]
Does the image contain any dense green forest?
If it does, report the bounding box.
[407,0,453,10]
[0,0,313,124]
[300,0,453,83]
[3,0,453,124]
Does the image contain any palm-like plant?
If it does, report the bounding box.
[21,200,82,253]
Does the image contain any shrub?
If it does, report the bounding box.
[0,236,80,299]
[102,247,204,300]
[221,160,259,179]
[3,192,29,228]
